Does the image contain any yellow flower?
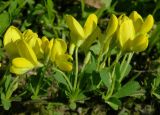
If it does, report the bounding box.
[50,39,72,71]
[99,14,118,54]
[66,14,98,47]
[10,39,43,74]
[41,36,54,61]
[10,58,35,74]
[3,26,22,58]
[116,11,154,52]
[23,29,44,59]
[117,15,135,49]
[105,14,118,39]
[129,11,154,34]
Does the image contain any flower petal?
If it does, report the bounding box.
[33,38,44,59]
[83,14,98,38]
[50,39,67,61]
[66,15,84,39]
[10,58,34,74]
[129,11,143,33]
[130,34,149,52]
[55,54,73,71]
[23,29,38,48]
[3,26,22,46]
[139,14,154,34]
[117,16,135,48]
[105,14,118,39]
[16,39,39,66]
[41,36,49,52]
[3,26,22,57]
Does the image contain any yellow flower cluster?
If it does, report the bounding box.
[66,11,154,53]
[3,26,72,74]
[116,11,154,52]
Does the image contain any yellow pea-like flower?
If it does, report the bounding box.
[66,15,85,40]
[83,14,98,38]
[41,36,50,53]
[66,13,98,47]
[50,39,67,62]
[139,15,154,34]
[33,38,44,59]
[41,36,54,60]
[10,58,35,74]
[23,29,44,59]
[105,14,118,39]
[10,39,43,74]
[50,39,73,71]
[129,11,143,32]
[117,11,154,52]
[3,26,22,46]
[130,34,149,52]
[3,26,22,57]
[16,39,43,67]
[117,15,135,49]
[55,54,73,72]
[23,29,38,48]
[129,11,154,35]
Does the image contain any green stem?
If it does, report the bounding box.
[100,51,111,68]
[113,51,122,66]
[81,52,91,73]
[77,52,91,88]
[74,47,79,90]
[96,50,103,71]
[104,66,116,100]
[104,51,122,100]
[35,68,45,97]
[53,68,73,91]
[119,52,134,82]
[81,0,85,18]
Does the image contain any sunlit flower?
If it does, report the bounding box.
[10,39,43,74]
[3,26,22,58]
[66,14,98,48]
[116,11,154,52]
[23,29,44,59]
[50,39,72,71]
[3,26,43,74]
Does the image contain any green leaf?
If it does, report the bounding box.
[8,1,18,17]
[120,60,132,80]
[45,0,55,23]
[5,74,11,92]
[84,60,96,74]
[91,71,101,89]
[32,4,45,15]
[100,67,112,89]
[54,71,68,86]
[42,29,54,38]
[1,92,11,110]
[106,97,121,110]
[113,81,141,98]
[0,12,10,36]
[90,42,101,55]
[115,63,121,80]
[0,1,10,13]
